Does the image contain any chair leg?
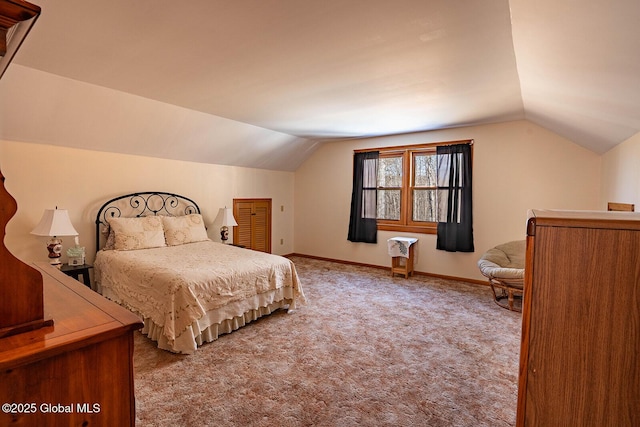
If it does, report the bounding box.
[490,281,523,312]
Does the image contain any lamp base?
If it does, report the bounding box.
[46,238,62,265]
[220,226,229,244]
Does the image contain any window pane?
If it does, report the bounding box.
[436,152,464,187]
[362,189,377,219]
[436,189,462,223]
[378,157,402,188]
[413,189,437,222]
[377,189,400,220]
[363,158,378,188]
[414,153,437,187]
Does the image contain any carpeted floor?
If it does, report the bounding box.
[133,256,522,427]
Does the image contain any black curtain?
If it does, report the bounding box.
[348,151,379,243]
[436,143,474,252]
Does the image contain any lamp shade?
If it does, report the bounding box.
[219,207,238,227]
[31,209,78,237]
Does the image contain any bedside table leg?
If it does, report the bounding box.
[81,272,91,288]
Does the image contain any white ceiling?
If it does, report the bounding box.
[4,0,640,170]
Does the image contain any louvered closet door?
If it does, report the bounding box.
[233,199,271,253]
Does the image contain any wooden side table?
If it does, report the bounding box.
[60,263,93,288]
[388,237,418,278]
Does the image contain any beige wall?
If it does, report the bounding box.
[601,131,640,208]
[2,119,607,283]
[294,120,602,281]
[0,140,295,264]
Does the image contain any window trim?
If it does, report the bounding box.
[355,139,473,235]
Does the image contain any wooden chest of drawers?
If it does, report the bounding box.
[0,263,143,426]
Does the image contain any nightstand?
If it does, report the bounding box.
[388,237,418,279]
[60,263,93,288]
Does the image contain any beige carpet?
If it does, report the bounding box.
[134,256,521,426]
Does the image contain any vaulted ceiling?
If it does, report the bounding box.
[2,0,640,171]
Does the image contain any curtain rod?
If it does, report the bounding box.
[354,139,473,153]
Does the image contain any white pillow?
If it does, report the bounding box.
[162,214,209,246]
[108,216,166,251]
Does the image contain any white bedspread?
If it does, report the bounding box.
[94,241,305,349]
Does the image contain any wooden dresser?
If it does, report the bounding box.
[517,210,640,426]
[0,262,143,426]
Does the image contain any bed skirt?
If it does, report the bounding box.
[143,298,293,354]
[99,284,296,354]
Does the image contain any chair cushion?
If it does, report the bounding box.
[477,240,526,280]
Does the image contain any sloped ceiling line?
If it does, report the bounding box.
[0,0,638,171]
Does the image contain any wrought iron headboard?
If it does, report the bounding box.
[95,191,201,253]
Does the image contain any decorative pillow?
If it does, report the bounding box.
[108,216,166,251]
[162,214,209,246]
[100,225,116,251]
[103,228,116,250]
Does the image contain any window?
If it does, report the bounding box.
[411,151,438,223]
[358,140,472,235]
[377,155,403,221]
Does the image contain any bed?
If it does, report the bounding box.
[93,192,305,354]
